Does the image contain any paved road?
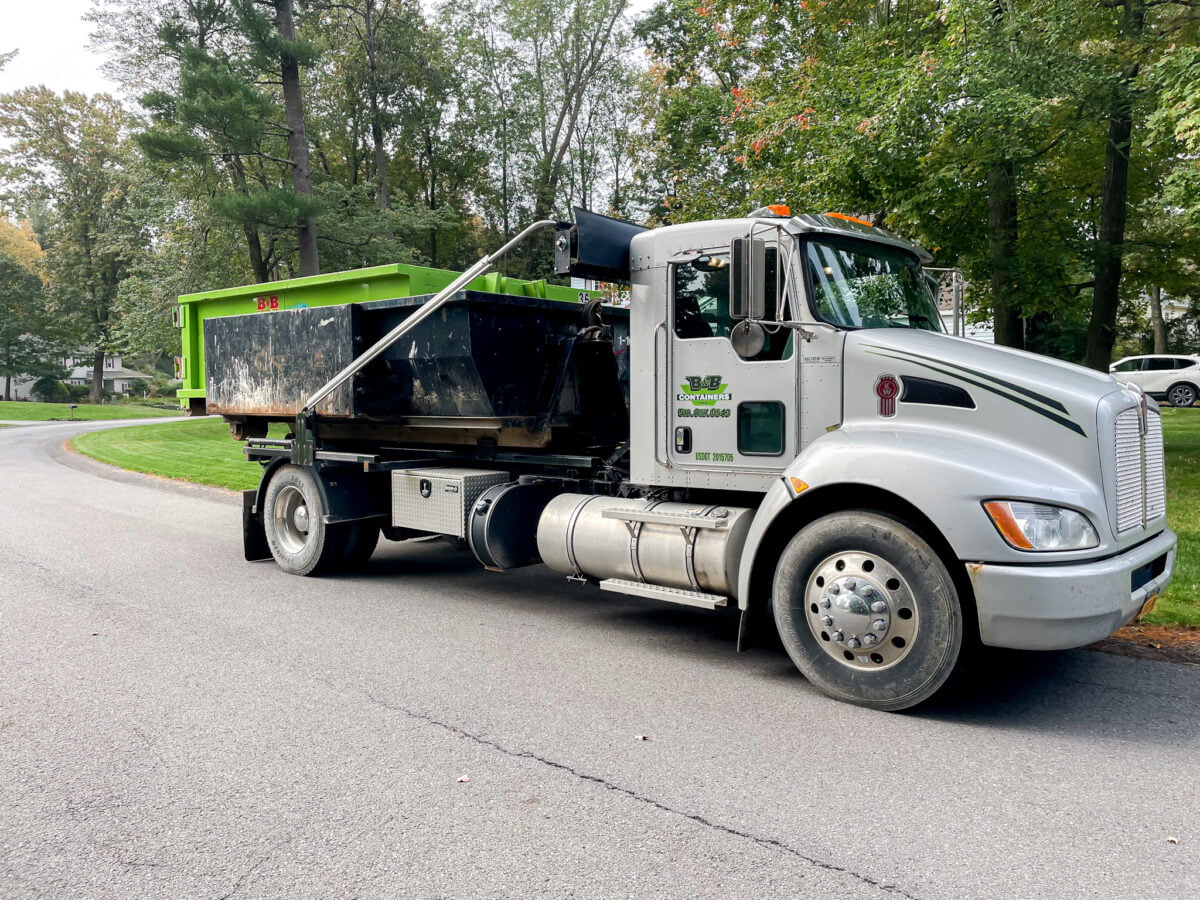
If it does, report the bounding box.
[1,419,1197,899]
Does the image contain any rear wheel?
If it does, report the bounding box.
[1167,382,1198,408]
[773,511,966,711]
[262,465,349,576]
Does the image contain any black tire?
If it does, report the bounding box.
[1166,382,1198,408]
[341,521,381,568]
[773,511,965,711]
[262,465,349,576]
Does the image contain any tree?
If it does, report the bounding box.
[96,0,325,281]
[0,89,149,403]
[0,218,64,401]
[233,0,322,274]
[631,0,749,224]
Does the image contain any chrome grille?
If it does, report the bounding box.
[1113,407,1144,532]
[1146,412,1166,520]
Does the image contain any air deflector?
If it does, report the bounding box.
[554,207,649,283]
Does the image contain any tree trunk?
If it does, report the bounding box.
[988,159,1023,350]
[364,0,390,217]
[90,348,105,404]
[1149,285,1167,354]
[3,373,11,402]
[276,0,319,277]
[1083,0,1143,371]
[426,130,437,266]
[227,155,270,282]
[1083,104,1134,371]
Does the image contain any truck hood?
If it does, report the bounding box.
[845,328,1125,437]
[838,328,1164,551]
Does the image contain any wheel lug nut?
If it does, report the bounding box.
[828,583,841,595]
[830,631,843,643]
[821,615,833,627]
[819,598,831,609]
[871,600,887,613]
[863,633,878,646]
[844,578,857,591]
[847,637,861,650]
[872,619,887,631]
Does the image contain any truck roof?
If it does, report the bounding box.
[629,213,933,272]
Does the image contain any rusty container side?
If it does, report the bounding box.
[203,304,359,417]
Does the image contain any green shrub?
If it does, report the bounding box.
[31,377,69,403]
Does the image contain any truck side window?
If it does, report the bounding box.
[673,254,733,339]
[737,401,785,455]
[673,249,792,360]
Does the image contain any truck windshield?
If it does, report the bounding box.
[804,236,942,332]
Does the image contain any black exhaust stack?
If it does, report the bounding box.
[554,207,649,284]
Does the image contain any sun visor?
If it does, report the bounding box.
[554,207,649,283]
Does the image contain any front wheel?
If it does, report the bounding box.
[262,465,349,576]
[1167,382,1198,408]
[773,511,966,711]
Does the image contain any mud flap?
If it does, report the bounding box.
[737,606,752,652]
[243,489,272,561]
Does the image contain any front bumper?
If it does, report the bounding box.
[969,528,1176,650]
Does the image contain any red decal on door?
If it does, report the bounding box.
[875,375,899,417]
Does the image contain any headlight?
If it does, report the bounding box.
[982,501,1099,552]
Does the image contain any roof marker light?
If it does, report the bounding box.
[766,204,791,217]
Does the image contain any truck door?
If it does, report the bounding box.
[666,245,798,472]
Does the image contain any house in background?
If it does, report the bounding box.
[62,353,155,395]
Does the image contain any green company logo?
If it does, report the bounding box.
[678,374,730,406]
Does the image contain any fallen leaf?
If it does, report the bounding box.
[1167,836,1178,844]
[457,775,470,783]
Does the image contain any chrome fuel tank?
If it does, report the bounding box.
[536,494,754,596]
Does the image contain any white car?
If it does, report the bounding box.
[1110,354,1200,407]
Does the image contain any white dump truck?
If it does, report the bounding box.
[189,206,1176,709]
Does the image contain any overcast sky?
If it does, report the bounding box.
[0,0,121,98]
[0,0,655,100]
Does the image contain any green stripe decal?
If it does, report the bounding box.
[864,349,1087,438]
[861,343,1069,413]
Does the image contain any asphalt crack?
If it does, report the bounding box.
[218,836,295,900]
[361,689,920,899]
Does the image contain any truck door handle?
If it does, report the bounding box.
[653,320,671,469]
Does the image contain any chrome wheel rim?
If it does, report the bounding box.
[273,484,311,555]
[803,551,919,670]
[1169,385,1195,407]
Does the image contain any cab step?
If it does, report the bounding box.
[599,578,728,609]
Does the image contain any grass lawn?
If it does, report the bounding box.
[71,417,284,491]
[1147,407,1200,627]
[0,400,183,421]
[69,410,1200,626]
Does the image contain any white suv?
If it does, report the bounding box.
[1110,354,1200,407]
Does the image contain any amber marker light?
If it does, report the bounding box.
[982,501,1035,550]
[789,477,809,494]
[825,212,874,227]
[767,204,791,217]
